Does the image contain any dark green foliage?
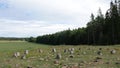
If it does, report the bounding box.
[28,37,36,42]
[33,0,120,45]
[0,37,25,41]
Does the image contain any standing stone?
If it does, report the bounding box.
[56,53,62,59]
[99,48,102,50]
[111,50,116,54]
[64,49,67,53]
[70,50,74,54]
[68,48,74,54]
[21,55,26,59]
[16,52,20,57]
[68,48,71,52]
[25,50,29,55]
[71,48,75,51]
[69,55,74,58]
[13,53,18,58]
[13,52,20,57]
[79,48,81,50]
[39,49,43,53]
[97,51,102,55]
[52,48,56,53]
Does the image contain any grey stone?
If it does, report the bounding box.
[111,50,116,54]
[56,53,62,59]
[13,52,20,57]
[97,51,102,55]
[25,50,29,55]
[70,50,74,54]
[52,48,56,53]
[21,55,26,59]
[39,49,43,53]
[69,55,74,58]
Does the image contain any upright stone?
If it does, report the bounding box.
[39,49,43,53]
[97,51,102,55]
[111,50,116,54]
[13,52,20,57]
[25,50,29,55]
[52,48,56,53]
[13,53,18,58]
[71,48,75,51]
[16,52,20,57]
[56,53,62,59]
[21,55,26,59]
[64,49,67,53]
[70,50,74,54]
[99,48,102,50]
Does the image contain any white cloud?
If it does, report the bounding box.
[0,0,110,37]
[0,19,78,37]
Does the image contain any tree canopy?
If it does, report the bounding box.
[29,0,120,45]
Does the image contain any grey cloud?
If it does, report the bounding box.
[0,0,110,37]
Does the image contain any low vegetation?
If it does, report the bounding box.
[1,41,120,68]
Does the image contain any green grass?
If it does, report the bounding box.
[0,41,120,68]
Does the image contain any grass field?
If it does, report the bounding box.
[0,41,120,68]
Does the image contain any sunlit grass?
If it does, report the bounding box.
[0,41,120,68]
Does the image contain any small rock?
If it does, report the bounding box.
[56,53,62,59]
[117,58,120,60]
[105,62,110,64]
[13,52,20,58]
[71,48,75,51]
[115,62,120,64]
[27,66,32,68]
[16,52,20,57]
[39,58,44,61]
[99,48,102,50]
[111,50,116,54]
[94,57,102,62]
[66,58,68,61]
[69,66,79,68]
[69,55,74,58]
[94,59,99,62]
[80,61,86,63]
[70,50,74,54]
[64,49,67,53]
[83,52,86,55]
[62,66,67,68]
[13,53,18,58]
[52,48,56,53]
[97,51,102,55]
[15,64,19,67]
[88,48,90,50]
[54,60,59,64]
[25,50,29,55]
[39,49,43,53]
[96,57,102,59]
[79,48,81,50]
[68,48,71,51]
[21,55,26,59]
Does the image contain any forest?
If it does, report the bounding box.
[0,37,25,41]
[29,0,120,45]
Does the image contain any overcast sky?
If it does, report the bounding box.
[0,0,110,37]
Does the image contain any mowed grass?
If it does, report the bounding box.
[0,41,120,68]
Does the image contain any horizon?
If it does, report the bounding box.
[0,0,109,37]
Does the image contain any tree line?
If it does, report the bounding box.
[0,37,26,41]
[29,0,120,45]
